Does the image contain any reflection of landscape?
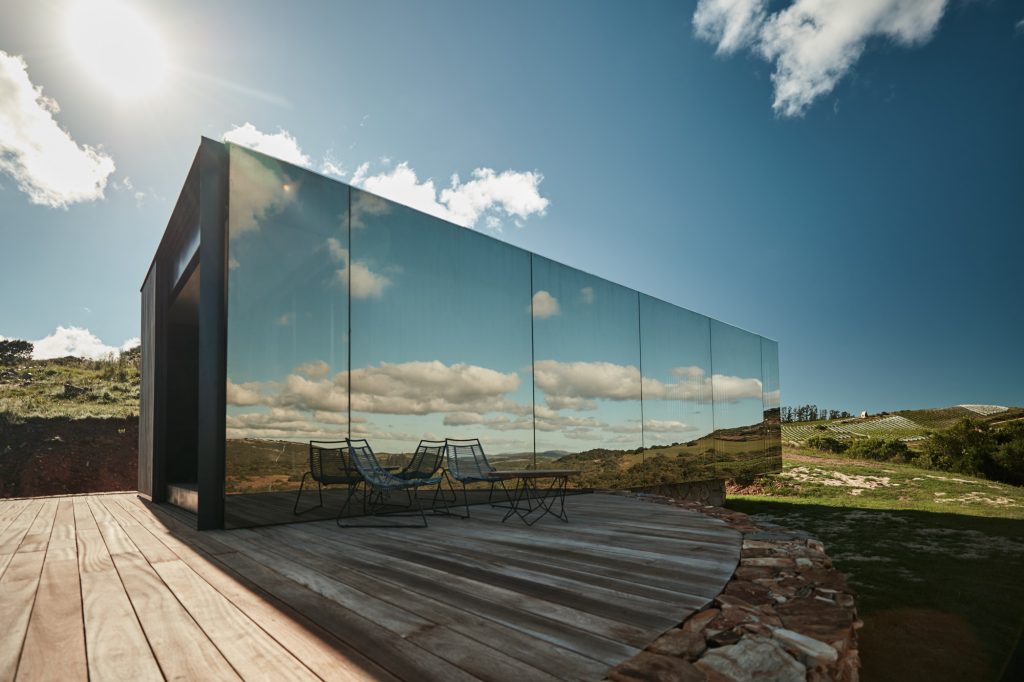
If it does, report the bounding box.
[223,145,780,523]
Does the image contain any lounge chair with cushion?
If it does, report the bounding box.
[338,438,446,527]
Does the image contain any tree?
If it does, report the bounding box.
[0,339,33,366]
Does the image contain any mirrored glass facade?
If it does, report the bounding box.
[221,144,780,525]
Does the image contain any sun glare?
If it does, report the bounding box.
[67,0,168,99]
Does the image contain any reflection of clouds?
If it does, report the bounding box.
[644,419,698,433]
[531,290,560,318]
[276,313,293,326]
[350,190,390,230]
[280,373,348,412]
[296,360,330,379]
[350,361,522,415]
[535,360,641,401]
[228,146,297,239]
[580,286,594,304]
[535,405,605,432]
[545,395,597,412]
[325,237,391,299]
[228,359,527,417]
[226,379,267,407]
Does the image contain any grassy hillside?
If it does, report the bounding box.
[729,452,1024,681]
[782,405,1024,444]
[0,352,140,419]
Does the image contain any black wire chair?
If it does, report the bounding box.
[444,437,508,518]
[394,439,457,510]
[338,438,446,528]
[293,440,364,515]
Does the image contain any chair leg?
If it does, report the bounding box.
[338,484,430,528]
[335,483,359,525]
[293,472,323,515]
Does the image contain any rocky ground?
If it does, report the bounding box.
[608,494,860,682]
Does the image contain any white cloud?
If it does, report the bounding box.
[531,290,560,319]
[325,237,391,299]
[440,168,550,227]
[1016,18,1024,36]
[226,145,297,238]
[644,419,698,434]
[223,122,311,167]
[295,360,330,380]
[535,360,642,402]
[226,379,267,407]
[580,286,594,304]
[220,124,549,230]
[352,161,549,229]
[27,326,136,360]
[349,361,522,415]
[693,0,949,116]
[535,359,762,405]
[0,51,115,208]
[276,313,293,326]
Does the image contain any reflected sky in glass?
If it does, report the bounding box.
[532,255,642,455]
[349,187,533,455]
[222,145,776,488]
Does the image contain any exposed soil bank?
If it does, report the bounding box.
[0,416,137,497]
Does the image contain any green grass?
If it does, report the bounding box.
[729,453,1024,681]
[0,356,140,419]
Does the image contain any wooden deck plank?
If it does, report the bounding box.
[394,517,725,600]
[112,494,400,682]
[338,527,684,629]
[0,501,42,579]
[226,525,618,676]
[276,521,654,649]
[0,492,741,681]
[0,550,46,680]
[89,496,242,681]
[213,551,480,682]
[16,499,88,680]
[74,497,163,682]
[13,499,57,554]
[151,558,322,682]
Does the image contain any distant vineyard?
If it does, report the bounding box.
[783,415,930,443]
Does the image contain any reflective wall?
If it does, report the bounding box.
[222,144,780,525]
[639,294,715,485]
[532,257,643,484]
[349,186,534,468]
[710,320,770,478]
[224,145,351,525]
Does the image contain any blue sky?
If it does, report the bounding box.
[1,0,1022,414]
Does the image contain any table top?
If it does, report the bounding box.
[486,469,580,480]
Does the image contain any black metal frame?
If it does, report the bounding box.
[337,439,448,528]
[442,437,512,519]
[294,440,364,515]
[499,474,572,526]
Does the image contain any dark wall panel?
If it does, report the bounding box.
[138,264,156,497]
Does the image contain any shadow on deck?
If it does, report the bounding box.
[0,492,741,681]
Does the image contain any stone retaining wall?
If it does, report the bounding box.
[606,493,861,682]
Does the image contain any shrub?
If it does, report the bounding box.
[806,435,848,454]
[921,419,995,477]
[0,340,33,366]
[846,437,911,462]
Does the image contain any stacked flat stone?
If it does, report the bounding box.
[606,494,861,682]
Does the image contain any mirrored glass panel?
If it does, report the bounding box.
[710,320,767,478]
[224,145,350,526]
[531,255,642,486]
[349,187,534,470]
[638,295,715,486]
[761,337,781,473]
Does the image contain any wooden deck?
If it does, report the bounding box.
[0,492,740,681]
